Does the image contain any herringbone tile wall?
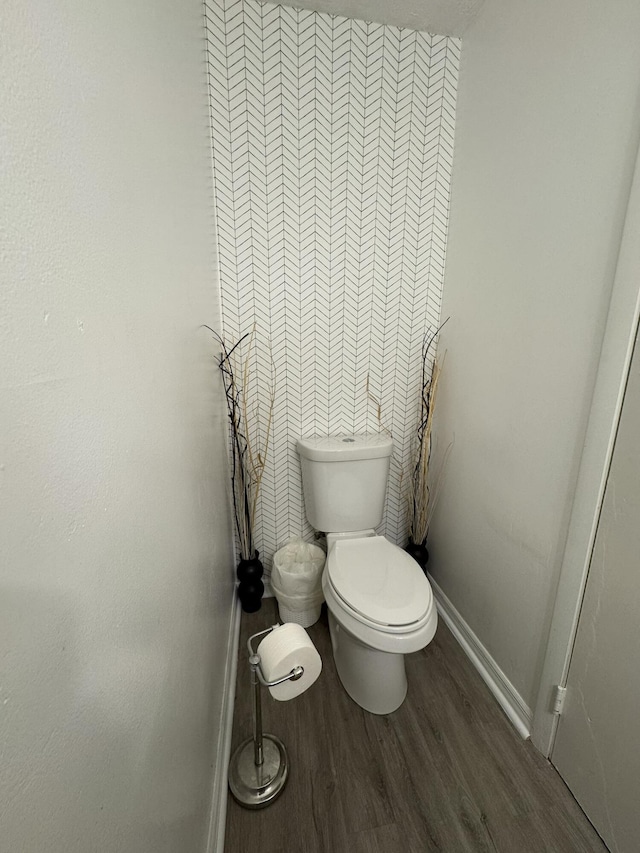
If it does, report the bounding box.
[205,0,459,572]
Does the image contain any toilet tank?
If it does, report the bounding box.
[297,434,393,533]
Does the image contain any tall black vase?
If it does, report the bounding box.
[405,538,429,575]
[236,552,264,613]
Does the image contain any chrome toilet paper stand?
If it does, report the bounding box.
[228,624,304,809]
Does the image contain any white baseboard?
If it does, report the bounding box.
[428,574,532,739]
[206,595,241,853]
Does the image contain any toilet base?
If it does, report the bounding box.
[328,610,407,714]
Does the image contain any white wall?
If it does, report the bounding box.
[429,0,640,710]
[270,0,485,36]
[0,2,234,852]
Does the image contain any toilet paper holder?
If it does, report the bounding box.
[228,624,304,809]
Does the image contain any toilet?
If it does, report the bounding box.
[297,434,437,714]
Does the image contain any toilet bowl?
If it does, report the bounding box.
[323,533,437,714]
[296,433,438,715]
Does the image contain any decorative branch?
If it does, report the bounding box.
[366,374,392,437]
[204,323,275,561]
[407,320,451,546]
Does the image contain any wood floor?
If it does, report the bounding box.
[224,600,608,853]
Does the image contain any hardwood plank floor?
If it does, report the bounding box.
[224,600,607,853]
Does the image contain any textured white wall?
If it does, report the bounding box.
[0,2,234,851]
[268,0,485,36]
[207,0,459,568]
[429,0,640,709]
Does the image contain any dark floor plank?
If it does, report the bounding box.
[224,600,608,853]
[349,822,404,853]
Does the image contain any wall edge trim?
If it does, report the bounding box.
[207,594,241,853]
[531,133,640,758]
[428,574,532,739]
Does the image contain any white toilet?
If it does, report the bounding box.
[297,434,437,714]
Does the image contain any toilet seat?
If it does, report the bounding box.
[326,536,433,634]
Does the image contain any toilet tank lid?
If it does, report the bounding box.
[297,434,393,462]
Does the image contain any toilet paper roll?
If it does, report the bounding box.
[257,623,322,701]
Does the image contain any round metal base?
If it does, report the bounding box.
[228,735,289,809]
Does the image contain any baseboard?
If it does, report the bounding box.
[206,595,241,853]
[428,574,532,739]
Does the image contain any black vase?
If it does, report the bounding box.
[405,538,429,575]
[237,552,264,613]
